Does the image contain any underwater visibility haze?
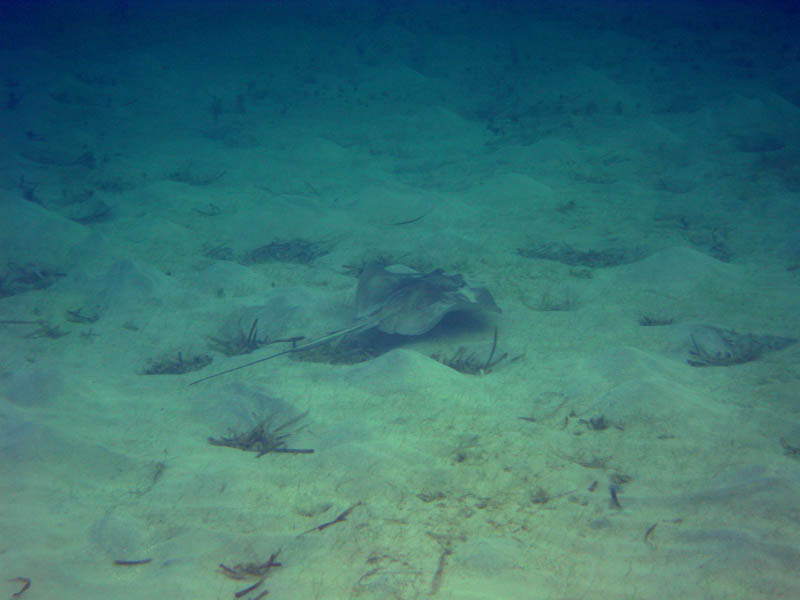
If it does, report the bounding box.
[1,1,799,598]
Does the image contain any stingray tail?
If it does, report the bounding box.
[188,318,378,385]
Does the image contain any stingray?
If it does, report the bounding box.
[190,263,500,385]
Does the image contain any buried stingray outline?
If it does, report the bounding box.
[190,263,500,385]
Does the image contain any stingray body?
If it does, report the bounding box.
[190,263,499,385]
[356,263,499,334]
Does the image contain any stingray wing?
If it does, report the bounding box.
[359,266,500,336]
